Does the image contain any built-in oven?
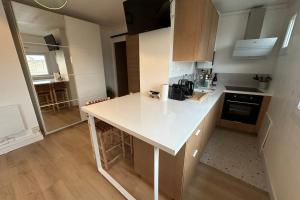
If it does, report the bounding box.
[221,93,263,125]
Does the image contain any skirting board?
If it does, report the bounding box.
[0,130,43,155]
[261,151,278,200]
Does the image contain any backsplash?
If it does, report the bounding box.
[169,74,194,85]
[169,64,270,89]
[169,72,268,88]
[169,61,195,78]
[218,73,260,87]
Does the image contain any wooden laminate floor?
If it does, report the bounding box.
[0,123,269,200]
[41,106,81,132]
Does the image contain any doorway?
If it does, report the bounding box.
[114,41,129,97]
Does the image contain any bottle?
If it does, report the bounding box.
[212,73,218,86]
[204,74,209,88]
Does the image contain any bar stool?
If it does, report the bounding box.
[35,84,55,111]
[53,82,70,111]
[121,131,134,159]
[86,98,125,170]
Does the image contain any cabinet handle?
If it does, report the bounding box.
[195,129,201,136]
[193,150,198,158]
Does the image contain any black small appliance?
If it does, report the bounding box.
[169,84,186,101]
[178,79,194,96]
[44,34,59,51]
[169,79,195,101]
[123,0,171,34]
[221,93,263,124]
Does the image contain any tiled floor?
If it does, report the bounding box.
[200,128,268,191]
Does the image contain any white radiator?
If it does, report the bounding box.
[0,105,26,139]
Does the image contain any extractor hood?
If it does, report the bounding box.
[233,7,278,58]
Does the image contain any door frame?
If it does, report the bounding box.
[111,35,126,97]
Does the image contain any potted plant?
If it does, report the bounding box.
[253,75,272,90]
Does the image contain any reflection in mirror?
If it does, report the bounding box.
[12,1,82,133]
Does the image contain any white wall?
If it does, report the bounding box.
[263,2,300,200]
[0,2,40,138]
[139,28,171,93]
[64,16,106,119]
[213,6,288,74]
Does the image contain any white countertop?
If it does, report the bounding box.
[223,89,272,96]
[195,86,273,96]
[81,86,224,156]
[33,79,68,85]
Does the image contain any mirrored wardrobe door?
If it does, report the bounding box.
[11,1,83,134]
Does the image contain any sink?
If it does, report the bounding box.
[188,91,210,101]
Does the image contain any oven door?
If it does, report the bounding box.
[222,100,261,124]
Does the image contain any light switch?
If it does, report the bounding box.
[298,101,300,110]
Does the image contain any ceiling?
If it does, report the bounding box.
[13,0,290,36]
[13,0,127,32]
[13,2,65,36]
[212,0,289,13]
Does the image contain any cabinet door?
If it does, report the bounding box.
[207,3,219,60]
[173,0,205,61]
[204,98,222,142]
[173,0,218,61]
[182,120,205,193]
[126,35,140,93]
[195,0,213,61]
[64,16,106,119]
[133,138,185,200]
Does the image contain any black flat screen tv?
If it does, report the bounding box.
[44,34,60,51]
[123,0,171,34]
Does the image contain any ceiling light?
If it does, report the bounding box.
[34,0,67,10]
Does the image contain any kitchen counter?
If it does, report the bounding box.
[82,85,224,156]
[33,79,68,85]
[81,83,273,200]
[81,85,224,200]
[224,89,273,96]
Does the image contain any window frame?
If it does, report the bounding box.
[282,13,297,49]
[25,54,50,76]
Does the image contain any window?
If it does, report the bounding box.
[26,55,49,76]
[282,14,297,48]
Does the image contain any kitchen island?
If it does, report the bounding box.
[81,86,224,200]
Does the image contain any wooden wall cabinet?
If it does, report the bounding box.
[126,35,140,93]
[173,0,219,61]
[133,98,222,199]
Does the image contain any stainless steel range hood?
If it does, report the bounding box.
[233,7,278,58]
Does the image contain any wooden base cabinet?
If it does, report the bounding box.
[133,98,222,199]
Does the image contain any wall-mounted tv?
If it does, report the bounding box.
[44,34,60,51]
[123,0,171,34]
